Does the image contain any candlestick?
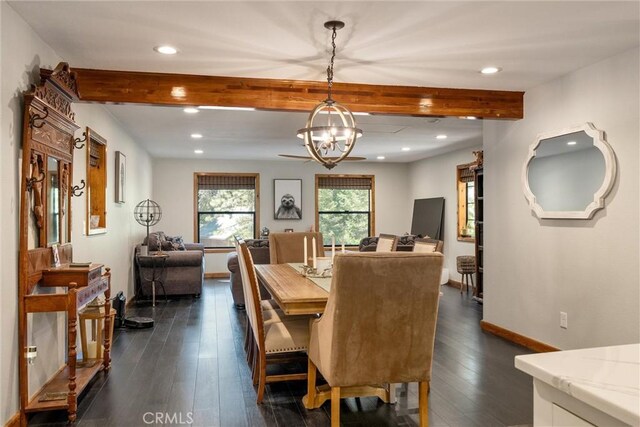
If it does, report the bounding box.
[303,236,308,266]
[331,235,335,262]
[312,237,317,269]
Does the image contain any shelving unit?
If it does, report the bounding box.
[474,167,484,302]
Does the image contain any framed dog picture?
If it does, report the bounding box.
[274,179,302,220]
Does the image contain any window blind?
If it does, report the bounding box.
[197,174,256,190]
[318,176,372,190]
[458,166,475,183]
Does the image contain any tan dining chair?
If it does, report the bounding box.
[269,232,325,264]
[234,239,283,375]
[237,240,310,403]
[413,237,444,254]
[376,233,399,252]
[306,251,443,427]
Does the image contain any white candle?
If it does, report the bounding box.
[303,236,308,266]
[312,237,317,269]
[341,243,345,253]
[331,235,335,262]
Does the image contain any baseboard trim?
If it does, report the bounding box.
[4,411,20,427]
[205,272,230,279]
[480,320,559,353]
[446,279,461,289]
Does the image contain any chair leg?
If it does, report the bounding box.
[257,355,267,404]
[252,343,259,386]
[331,386,341,427]
[460,274,465,294]
[419,381,429,427]
[307,359,317,405]
[470,274,475,296]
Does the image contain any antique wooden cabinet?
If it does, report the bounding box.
[18,63,112,425]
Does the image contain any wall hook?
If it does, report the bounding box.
[26,172,46,192]
[71,180,86,197]
[73,132,87,149]
[29,107,49,129]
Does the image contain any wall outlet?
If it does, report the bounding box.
[560,312,568,329]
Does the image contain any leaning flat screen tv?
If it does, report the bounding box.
[410,197,445,240]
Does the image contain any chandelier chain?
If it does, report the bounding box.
[326,25,338,100]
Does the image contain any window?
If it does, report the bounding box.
[194,173,259,248]
[315,175,374,246]
[456,164,475,241]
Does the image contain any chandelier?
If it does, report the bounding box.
[296,20,363,170]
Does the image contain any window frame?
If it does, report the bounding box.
[314,174,375,246]
[456,163,476,243]
[193,172,260,252]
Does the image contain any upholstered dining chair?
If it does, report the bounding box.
[375,233,398,252]
[237,240,310,403]
[306,252,443,427]
[234,239,283,375]
[269,232,325,264]
[413,237,444,254]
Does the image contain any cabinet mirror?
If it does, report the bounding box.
[46,157,60,245]
[522,123,616,219]
[86,127,107,235]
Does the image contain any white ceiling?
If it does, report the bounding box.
[103,105,482,161]
[10,1,639,162]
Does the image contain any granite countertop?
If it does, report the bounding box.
[515,343,639,426]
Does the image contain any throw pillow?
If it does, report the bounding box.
[166,235,186,251]
[147,231,167,251]
[160,240,176,251]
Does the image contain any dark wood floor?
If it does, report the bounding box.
[28,280,534,427]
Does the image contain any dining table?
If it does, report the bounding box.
[254,263,330,315]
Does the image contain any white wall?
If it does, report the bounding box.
[71,104,153,298]
[483,47,640,349]
[153,159,410,273]
[0,4,152,423]
[408,145,481,280]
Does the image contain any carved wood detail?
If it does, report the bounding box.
[19,63,109,425]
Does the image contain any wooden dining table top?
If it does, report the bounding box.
[254,264,329,315]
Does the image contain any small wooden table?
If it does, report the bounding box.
[254,264,329,315]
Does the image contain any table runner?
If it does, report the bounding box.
[288,263,332,293]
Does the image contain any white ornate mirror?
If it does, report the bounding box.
[522,122,616,219]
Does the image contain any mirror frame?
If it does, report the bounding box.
[522,122,616,219]
[85,127,108,235]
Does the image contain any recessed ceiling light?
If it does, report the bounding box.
[183,107,199,114]
[194,149,204,154]
[436,134,448,140]
[401,147,411,151]
[480,66,501,74]
[154,45,178,55]
[461,116,478,120]
[567,141,577,146]
[377,156,385,160]
[198,106,255,111]
[191,133,203,139]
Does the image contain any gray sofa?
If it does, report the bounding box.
[135,232,205,298]
[226,239,271,308]
[358,235,417,251]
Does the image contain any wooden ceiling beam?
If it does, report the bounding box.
[74,68,524,119]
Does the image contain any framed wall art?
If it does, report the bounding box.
[274,179,302,220]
